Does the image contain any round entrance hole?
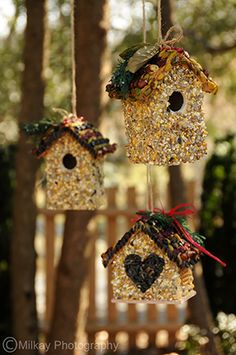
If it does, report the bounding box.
[62,153,77,170]
[167,91,184,112]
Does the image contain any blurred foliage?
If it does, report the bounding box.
[0,0,72,144]
[177,0,236,96]
[200,134,236,315]
[214,312,236,355]
[44,0,71,114]
[176,324,209,354]
[0,145,16,347]
[112,1,158,57]
[176,312,236,355]
[178,0,236,53]
[0,12,23,122]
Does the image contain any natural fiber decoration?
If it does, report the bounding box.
[106,45,218,165]
[101,206,225,304]
[23,114,116,210]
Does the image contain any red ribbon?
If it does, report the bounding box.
[154,203,196,218]
[135,203,226,267]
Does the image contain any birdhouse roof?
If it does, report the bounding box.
[102,210,203,269]
[32,115,116,159]
[106,45,218,100]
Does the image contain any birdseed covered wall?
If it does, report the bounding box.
[45,133,105,210]
[123,65,206,165]
[111,230,195,304]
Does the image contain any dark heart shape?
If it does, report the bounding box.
[124,253,165,293]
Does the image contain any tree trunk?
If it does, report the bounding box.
[168,165,187,206]
[161,0,174,36]
[159,0,188,206]
[47,1,108,354]
[11,1,47,354]
[161,1,223,354]
[75,0,108,122]
[188,264,224,355]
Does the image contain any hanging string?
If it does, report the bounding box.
[146,165,154,210]
[140,0,182,211]
[157,0,183,47]
[128,0,182,74]
[157,0,162,44]
[142,0,154,211]
[162,25,183,46]
[71,0,77,115]
[142,0,147,43]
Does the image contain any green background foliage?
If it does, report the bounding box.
[0,145,15,346]
[200,135,236,315]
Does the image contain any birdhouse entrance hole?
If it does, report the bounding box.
[167,91,184,112]
[62,153,77,170]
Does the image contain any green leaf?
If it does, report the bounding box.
[127,44,159,73]
[119,43,147,60]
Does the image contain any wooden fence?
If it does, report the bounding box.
[38,185,196,353]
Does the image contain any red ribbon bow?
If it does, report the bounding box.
[136,203,226,267]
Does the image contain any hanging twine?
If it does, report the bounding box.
[142,0,154,211]
[157,0,183,46]
[134,0,183,211]
[161,25,183,46]
[142,0,183,211]
[52,2,77,118]
[146,165,154,211]
[128,0,183,74]
[157,0,162,44]
[142,0,147,43]
[71,0,77,115]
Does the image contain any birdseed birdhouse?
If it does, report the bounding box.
[101,208,225,304]
[107,45,218,165]
[25,114,116,210]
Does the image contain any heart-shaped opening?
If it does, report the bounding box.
[124,253,165,293]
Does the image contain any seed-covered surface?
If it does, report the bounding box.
[111,231,195,303]
[45,134,105,210]
[123,65,207,165]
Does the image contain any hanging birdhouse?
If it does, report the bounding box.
[107,45,218,165]
[101,207,225,304]
[24,114,116,210]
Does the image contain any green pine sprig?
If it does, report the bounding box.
[110,59,134,99]
[181,218,205,246]
[21,116,61,136]
[108,44,148,99]
[137,210,205,246]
